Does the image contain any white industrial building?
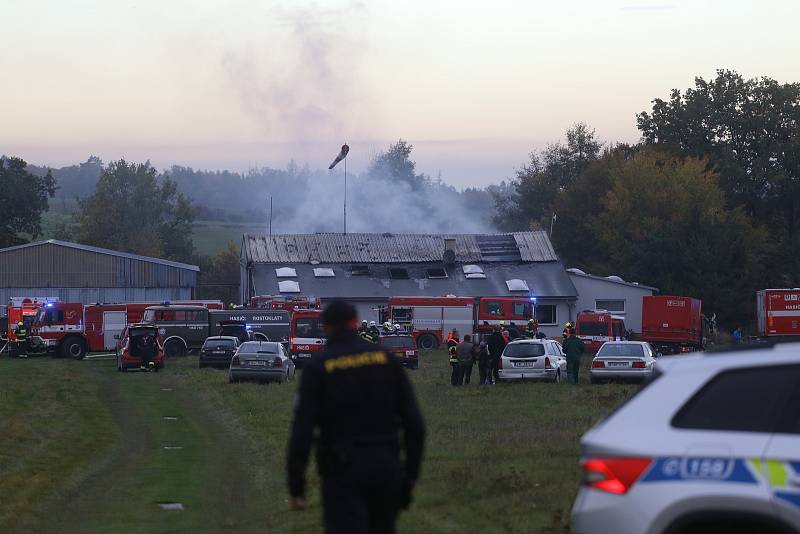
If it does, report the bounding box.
[567,268,657,334]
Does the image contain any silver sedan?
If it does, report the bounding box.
[229,341,296,384]
[590,341,658,383]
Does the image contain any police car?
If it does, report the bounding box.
[572,343,800,534]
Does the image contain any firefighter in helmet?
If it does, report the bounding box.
[525,318,538,338]
[563,321,574,341]
[15,321,28,358]
[367,321,380,343]
[358,320,368,336]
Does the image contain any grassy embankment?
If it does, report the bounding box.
[2,352,634,533]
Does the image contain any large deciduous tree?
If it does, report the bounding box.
[0,157,57,247]
[637,69,800,285]
[570,148,767,326]
[493,123,602,231]
[74,159,196,262]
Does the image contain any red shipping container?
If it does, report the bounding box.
[757,289,800,337]
[641,296,703,347]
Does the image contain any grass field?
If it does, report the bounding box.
[0,351,635,533]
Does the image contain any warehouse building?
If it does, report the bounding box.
[0,240,199,313]
[240,232,579,338]
[567,268,657,334]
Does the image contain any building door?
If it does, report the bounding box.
[103,311,128,351]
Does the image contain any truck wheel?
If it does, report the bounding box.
[165,340,186,358]
[417,334,439,350]
[61,338,86,360]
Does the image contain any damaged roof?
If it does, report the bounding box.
[243,231,558,264]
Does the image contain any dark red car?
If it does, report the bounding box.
[379,335,418,369]
[116,324,165,372]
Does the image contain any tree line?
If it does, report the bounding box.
[3,69,798,329]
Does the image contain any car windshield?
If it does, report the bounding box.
[597,344,644,358]
[503,343,545,358]
[577,321,609,336]
[380,336,414,348]
[203,339,235,350]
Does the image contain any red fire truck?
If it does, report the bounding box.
[383,296,535,350]
[30,300,223,359]
[5,297,57,342]
[640,296,705,354]
[757,289,800,339]
[249,295,321,312]
[575,309,627,352]
[289,308,324,365]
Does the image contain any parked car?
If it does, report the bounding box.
[199,336,240,368]
[590,341,658,383]
[116,324,164,372]
[572,343,800,534]
[229,341,295,384]
[497,339,566,383]
[379,334,419,369]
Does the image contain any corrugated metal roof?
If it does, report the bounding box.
[243,232,558,264]
[0,240,200,272]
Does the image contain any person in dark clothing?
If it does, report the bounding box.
[456,334,475,385]
[487,328,506,384]
[507,322,521,340]
[563,329,585,385]
[15,321,28,358]
[476,341,491,385]
[287,300,426,534]
[446,329,460,386]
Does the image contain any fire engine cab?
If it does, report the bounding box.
[289,308,325,365]
[249,295,321,312]
[5,297,57,342]
[575,309,626,352]
[383,296,534,350]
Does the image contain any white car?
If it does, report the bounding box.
[497,339,567,383]
[590,341,658,383]
[572,343,800,534]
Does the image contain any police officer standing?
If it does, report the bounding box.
[287,300,426,534]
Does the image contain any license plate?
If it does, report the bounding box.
[297,353,311,358]
[248,360,267,366]
[607,361,629,367]
[214,350,226,354]
[513,361,536,368]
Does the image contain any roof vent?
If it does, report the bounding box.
[567,268,586,275]
[606,275,625,283]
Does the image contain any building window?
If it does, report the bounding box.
[389,267,409,279]
[426,267,448,279]
[596,299,625,313]
[535,305,557,325]
[350,265,370,276]
[313,267,335,277]
[278,280,300,293]
[275,267,297,278]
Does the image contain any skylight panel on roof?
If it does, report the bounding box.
[313,267,335,277]
[465,273,486,279]
[506,279,529,291]
[351,265,370,276]
[276,267,297,278]
[278,280,300,293]
[462,264,484,275]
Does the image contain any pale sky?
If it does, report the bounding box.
[2,0,798,187]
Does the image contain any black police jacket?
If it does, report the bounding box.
[287,332,425,498]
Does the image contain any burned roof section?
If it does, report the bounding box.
[242,231,558,264]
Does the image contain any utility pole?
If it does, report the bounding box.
[269,196,273,236]
[343,156,347,234]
